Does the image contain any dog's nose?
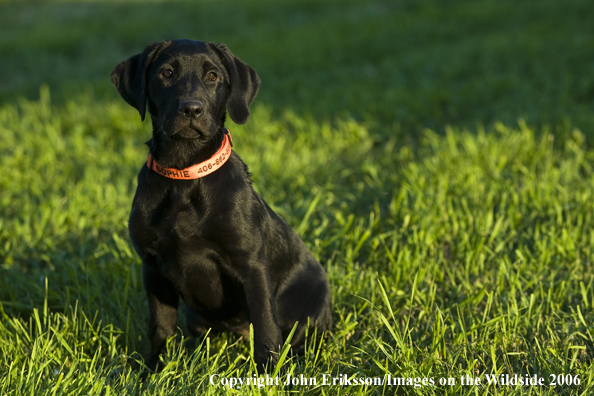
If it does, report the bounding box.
[179,101,203,119]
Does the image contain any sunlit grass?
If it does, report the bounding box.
[1,88,594,395]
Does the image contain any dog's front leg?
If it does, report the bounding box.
[142,259,179,371]
[238,257,283,373]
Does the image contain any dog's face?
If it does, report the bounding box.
[111,39,260,140]
[146,40,229,139]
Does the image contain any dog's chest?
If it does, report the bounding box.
[129,191,235,311]
[156,199,201,240]
[144,185,201,231]
[131,190,206,255]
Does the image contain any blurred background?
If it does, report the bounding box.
[2,0,593,137]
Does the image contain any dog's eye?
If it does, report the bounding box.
[162,69,174,79]
[206,71,218,81]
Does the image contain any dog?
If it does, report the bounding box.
[111,39,332,372]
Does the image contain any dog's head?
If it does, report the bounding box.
[111,39,260,139]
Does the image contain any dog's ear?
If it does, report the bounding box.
[214,43,260,125]
[111,42,164,121]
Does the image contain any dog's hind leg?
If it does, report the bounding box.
[276,260,333,355]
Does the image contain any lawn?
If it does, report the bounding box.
[1,0,594,395]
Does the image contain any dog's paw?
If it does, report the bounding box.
[138,352,166,381]
[255,348,280,375]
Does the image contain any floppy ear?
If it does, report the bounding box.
[111,42,164,121]
[214,43,260,125]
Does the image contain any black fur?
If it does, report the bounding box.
[111,39,332,373]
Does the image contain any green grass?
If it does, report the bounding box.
[1,0,594,395]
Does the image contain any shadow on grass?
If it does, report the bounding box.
[1,0,593,137]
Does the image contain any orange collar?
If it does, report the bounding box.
[147,130,233,180]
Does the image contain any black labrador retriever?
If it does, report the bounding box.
[111,39,332,372]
